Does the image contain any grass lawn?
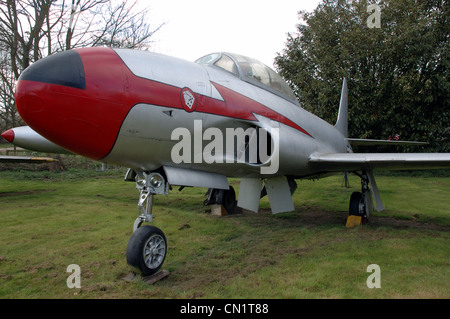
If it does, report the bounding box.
[0,168,449,299]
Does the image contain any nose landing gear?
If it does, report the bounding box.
[125,171,169,276]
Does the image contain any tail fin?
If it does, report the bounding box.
[335,78,348,138]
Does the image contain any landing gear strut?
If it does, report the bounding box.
[126,171,169,276]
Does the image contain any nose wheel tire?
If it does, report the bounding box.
[126,225,167,276]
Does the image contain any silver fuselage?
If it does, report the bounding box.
[103,49,348,178]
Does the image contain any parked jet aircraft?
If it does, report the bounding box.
[4,47,450,276]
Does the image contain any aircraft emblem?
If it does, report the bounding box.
[181,87,197,112]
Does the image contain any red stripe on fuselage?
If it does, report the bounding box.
[124,77,312,138]
[206,82,312,137]
[113,50,311,137]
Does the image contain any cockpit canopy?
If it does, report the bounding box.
[195,52,297,103]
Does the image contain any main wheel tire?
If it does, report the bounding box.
[126,225,167,276]
[349,191,363,216]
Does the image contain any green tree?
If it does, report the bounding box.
[275,0,449,152]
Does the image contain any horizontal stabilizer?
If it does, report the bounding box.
[309,152,450,172]
[347,138,428,146]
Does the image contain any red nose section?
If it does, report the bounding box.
[15,48,130,160]
[1,129,14,143]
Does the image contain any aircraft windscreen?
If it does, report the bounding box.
[231,53,296,101]
[196,52,296,102]
[196,53,239,76]
[213,54,239,76]
[195,53,220,65]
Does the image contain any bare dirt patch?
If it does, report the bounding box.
[243,207,450,232]
[0,190,52,198]
[369,215,450,232]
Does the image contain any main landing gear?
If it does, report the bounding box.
[203,186,237,214]
[347,170,383,225]
[125,170,169,276]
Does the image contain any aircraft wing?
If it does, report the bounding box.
[309,153,450,172]
[347,138,428,146]
[0,155,58,164]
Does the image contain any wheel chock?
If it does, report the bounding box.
[123,269,170,285]
[211,204,228,216]
[346,215,362,228]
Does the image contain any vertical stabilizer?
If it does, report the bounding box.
[335,78,348,138]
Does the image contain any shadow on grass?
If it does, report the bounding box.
[230,207,450,232]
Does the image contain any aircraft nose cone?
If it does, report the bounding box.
[15,47,129,160]
[15,50,86,122]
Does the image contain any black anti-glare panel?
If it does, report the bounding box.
[19,50,86,90]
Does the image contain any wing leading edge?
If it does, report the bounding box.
[309,153,450,172]
[347,138,428,146]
